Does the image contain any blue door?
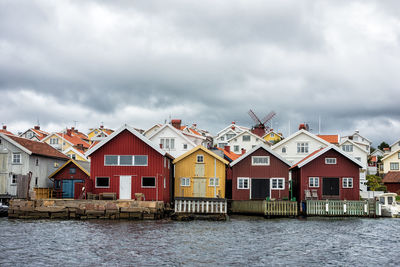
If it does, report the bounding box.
[62,180,84,198]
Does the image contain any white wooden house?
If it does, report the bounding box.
[340,130,372,153]
[225,130,270,154]
[213,122,250,148]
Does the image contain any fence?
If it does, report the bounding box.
[33,187,53,199]
[174,198,227,214]
[306,200,380,216]
[231,200,298,216]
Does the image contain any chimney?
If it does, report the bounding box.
[2,125,6,130]
[299,123,309,131]
[34,125,40,130]
[171,119,182,130]
[100,125,104,129]
[232,121,235,124]
[241,148,246,155]
[76,144,84,150]
[192,123,197,129]
[159,143,163,149]
[66,129,72,136]
[224,146,230,153]
[71,127,76,132]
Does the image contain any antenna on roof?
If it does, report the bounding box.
[318,115,321,135]
[73,120,78,128]
[37,118,40,126]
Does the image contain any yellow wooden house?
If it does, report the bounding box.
[263,130,283,144]
[42,132,90,162]
[173,145,229,199]
[87,126,114,144]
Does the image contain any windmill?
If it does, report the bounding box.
[248,109,276,137]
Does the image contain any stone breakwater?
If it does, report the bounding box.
[8,199,165,220]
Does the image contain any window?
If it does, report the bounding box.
[209,178,219,186]
[183,144,188,149]
[234,145,239,153]
[342,145,353,152]
[12,153,21,164]
[26,132,33,138]
[71,154,76,160]
[398,152,400,159]
[197,155,204,163]
[69,168,76,174]
[238,177,249,189]
[282,147,286,153]
[355,157,361,162]
[297,143,309,153]
[11,174,17,185]
[96,177,110,188]
[309,177,319,188]
[252,156,270,166]
[242,135,251,142]
[388,196,394,205]
[252,145,256,148]
[104,155,148,166]
[54,180,61,189]
[218,143,228,148]
[164,157,166,168]
[271,178,285,189]
[120,155,133,166]
[164,177,166,189]
[142,177,156,188]
[181,177,190,186]
[325,158,337,164]
[226,133,235,140]
[160,138,175,149]
[270,133,275,137]
[343,178,353,188]
[220,136,225,141]
[50,138,59,145]
[35,177,38,186]
[390,162,399,170]
[105,155,118,165]
[35,159,39,166]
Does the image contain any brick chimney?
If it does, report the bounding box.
[159,143,163,149]
[241,148,246,155]
[100,125,104,129]
[299,123,309,131]
[34,125,40,130]
[76,144,84,151]
[224,146,230,153]
[66,129,72,136]
[2,125,6,130]
[231,121,236,130]
[171,119,182,130]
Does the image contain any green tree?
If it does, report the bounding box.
[378,141,389,151]
[366,175,386,191]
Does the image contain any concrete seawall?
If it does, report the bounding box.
[8,199,165,220]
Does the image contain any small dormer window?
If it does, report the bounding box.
[325,158,337,164]
[282,147,286,153]
[26,132,33,138]
[197,155,204,163]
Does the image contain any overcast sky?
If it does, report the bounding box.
[1,0,400,146]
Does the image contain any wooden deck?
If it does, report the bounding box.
[306,200,381,217]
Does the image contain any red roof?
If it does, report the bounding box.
[370,156,377,162]
[0,128,14,136]
[58,133,90,149]
[383,171,400,183]
[6,135,68,159]
[215,147,241,161]
[30,128,49,140]
[317,135,339,144]
[290,148,324,169]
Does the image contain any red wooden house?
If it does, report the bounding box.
[291,145,363,202]
[382,171,400,194]
[230,144,292,200]
[85,124,174,202]
[49,159,90,199]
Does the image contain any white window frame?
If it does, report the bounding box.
[325,158,337,164]
[11,174,18,185]
[104,155,148,166]
[141,177,156,188]
[160,138,175,150]
[342,144,353,152]
[234,145,240,153]
[271,178,285,190]
[342,177,353,188]
[12,153,22,164]
[390,162,399,170]
[355,157,361,162]
[251,156,270,166]
[398,152,400,159]
[237,177,250,189]
[242,135,251,142]
[104,155,119,166]
[183,144,188,150]
[297,142,309,154]
[50,138,59,145]
[282,147,287,153]
[209,177,220,186]
[197,155,204,163]
[309,177,319,188]
[181,177,190,187]
[95,177,110,188]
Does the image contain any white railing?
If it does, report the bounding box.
[174,199,227,214]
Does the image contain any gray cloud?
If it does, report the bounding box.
[1,0,400,146]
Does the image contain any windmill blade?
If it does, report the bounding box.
[261,111,276,125]
[248,109,262,125]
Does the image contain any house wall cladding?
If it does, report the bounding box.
[295,149,360,201]
[90,130,171,202]
[232,148,290,200]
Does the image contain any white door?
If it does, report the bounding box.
[119,176,131,199]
